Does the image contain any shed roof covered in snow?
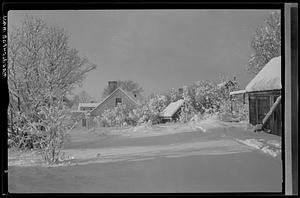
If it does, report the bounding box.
[160,99,184,118]
[245,56,281,92]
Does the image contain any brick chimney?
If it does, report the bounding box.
[108,81,118,91]
[178,88,183,98]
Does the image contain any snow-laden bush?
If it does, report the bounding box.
[32,100,73,164]
[98,104,137,127]
[178,86,196,123]
[9,99,73,164]
[129,94,170,125]
[165,88,182,103]
[147,94,169,124]
[131,105,152,124]
[218,97,249,122]
[8,111,36,149]
[193,80,221,113]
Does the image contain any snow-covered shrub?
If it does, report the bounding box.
[8,111,33,149]
[35,100,73,164]
[165,88,182,103]
[218,97,249,122]
[10,99,73,164]
[133,94,169,125]
[191,80,221,113]
[232,101,249,121]
[98,104,137,127]
[148,94,168,115]
[132,105,153,124]
[189,113,203,124]
[178,86,196,123]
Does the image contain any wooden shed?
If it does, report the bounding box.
[160,99,184,123]
[245,56,282,136]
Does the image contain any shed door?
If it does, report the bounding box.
[249,96,257,125]
[257,96,271,130]
[82,118,86,127]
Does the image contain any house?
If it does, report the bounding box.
[231,56,281,136]
[160,99,184,123]
[89,84,139,117]
[81,81,139,128]
[73,103,99,127]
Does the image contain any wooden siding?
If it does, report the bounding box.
[160,108,182,123]
[249,96,257,125]
[248,90,282,136]
[90,89,137,117]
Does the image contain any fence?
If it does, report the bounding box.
[86,116,100,131]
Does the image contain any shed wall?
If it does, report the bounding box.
[248,90,281,136]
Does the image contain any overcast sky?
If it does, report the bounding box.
[8,10,279,101]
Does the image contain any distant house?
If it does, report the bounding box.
[160,99,184,123]
[89,86,139,117]
[77,81,139,128]
[232,56,281,136]
[217,79,236,90]
[78,103,100,112]
[73,103,99,127]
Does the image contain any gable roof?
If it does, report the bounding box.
[245,56,281,92]
[89,87,138,115]
[160,99,184,118]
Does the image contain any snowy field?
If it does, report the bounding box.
[8,117,282,193]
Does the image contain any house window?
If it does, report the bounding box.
[115,98,122,106]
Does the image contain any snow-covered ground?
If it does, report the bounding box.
[236,138,281,157]
[102,115,281,158]
[8,116,282,193]
[8,115,281,168]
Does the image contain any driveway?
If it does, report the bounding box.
[8,126,282,193]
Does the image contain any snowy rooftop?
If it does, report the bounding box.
[78,103,100,108]
[230,90,246,96]
[245,56,281,92]
[217,81,227,88]
[70,110,86,113]
[160,99,184,118]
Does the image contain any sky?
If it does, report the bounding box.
[8,10,279,101]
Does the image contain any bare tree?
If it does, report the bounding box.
[78,91,93,103]
[69,91,94,109]
[102,80,144,98]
